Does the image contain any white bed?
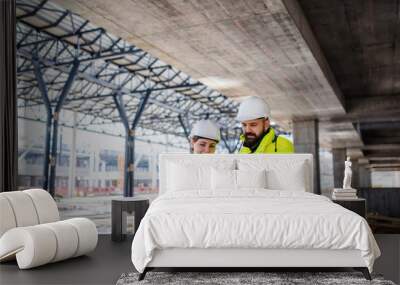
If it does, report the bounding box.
[131,154,380,280]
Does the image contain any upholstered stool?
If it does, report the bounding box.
[0,189,98,269]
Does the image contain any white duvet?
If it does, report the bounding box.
[131,190,380,273]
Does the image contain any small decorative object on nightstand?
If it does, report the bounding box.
[112,197,149,242]
[343,156,353,190]
[332,198,367,219]
[332,157,358,200]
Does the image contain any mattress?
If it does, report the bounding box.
[131,190,380,273]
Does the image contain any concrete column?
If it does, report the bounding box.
[332,148,346,188]
[359,165,371,188]
[351,159,360,189]
[293,119,320,194]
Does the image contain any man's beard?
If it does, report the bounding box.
[243,132,258,145]
[243,131,266,149]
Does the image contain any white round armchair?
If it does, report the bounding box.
[0,189,98,269]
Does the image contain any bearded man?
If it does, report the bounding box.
[237,96,294,154]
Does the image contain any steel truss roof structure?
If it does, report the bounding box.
[16,0,242,197]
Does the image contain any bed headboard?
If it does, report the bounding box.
[159,153,314,194]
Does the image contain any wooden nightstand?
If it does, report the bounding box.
[332,198,366,219]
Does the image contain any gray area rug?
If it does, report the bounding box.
[116,271,396,285]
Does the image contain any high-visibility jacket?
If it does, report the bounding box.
[239,128,294,154]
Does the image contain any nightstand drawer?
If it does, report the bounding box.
[332,198,366,218]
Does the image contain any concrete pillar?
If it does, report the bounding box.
[359,165,371,188]
[318,149,334,197]
[293,119,320,194]
[332,148,346,188]
[351,159,360,189]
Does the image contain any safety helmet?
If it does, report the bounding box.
[189,120,220,142]
[236,96,271,122]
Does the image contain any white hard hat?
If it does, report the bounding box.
[236,96,271,122]
[189,120,220,142]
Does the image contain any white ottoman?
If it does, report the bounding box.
[0,189,98,269]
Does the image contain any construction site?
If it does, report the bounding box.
[12,0,399,234]
[2,0,400,284]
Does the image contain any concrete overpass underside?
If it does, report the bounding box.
[53,0,399,172]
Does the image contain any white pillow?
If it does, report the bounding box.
[237,158,308,192]
[211,168,236,191]
[167,162,210,191]
[236,169,267,189]
[267,161,306,191]
[166,158,235,193]
[211,168,268,192]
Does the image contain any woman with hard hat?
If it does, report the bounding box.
[236,96,294,153]
[189,120,220,154]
